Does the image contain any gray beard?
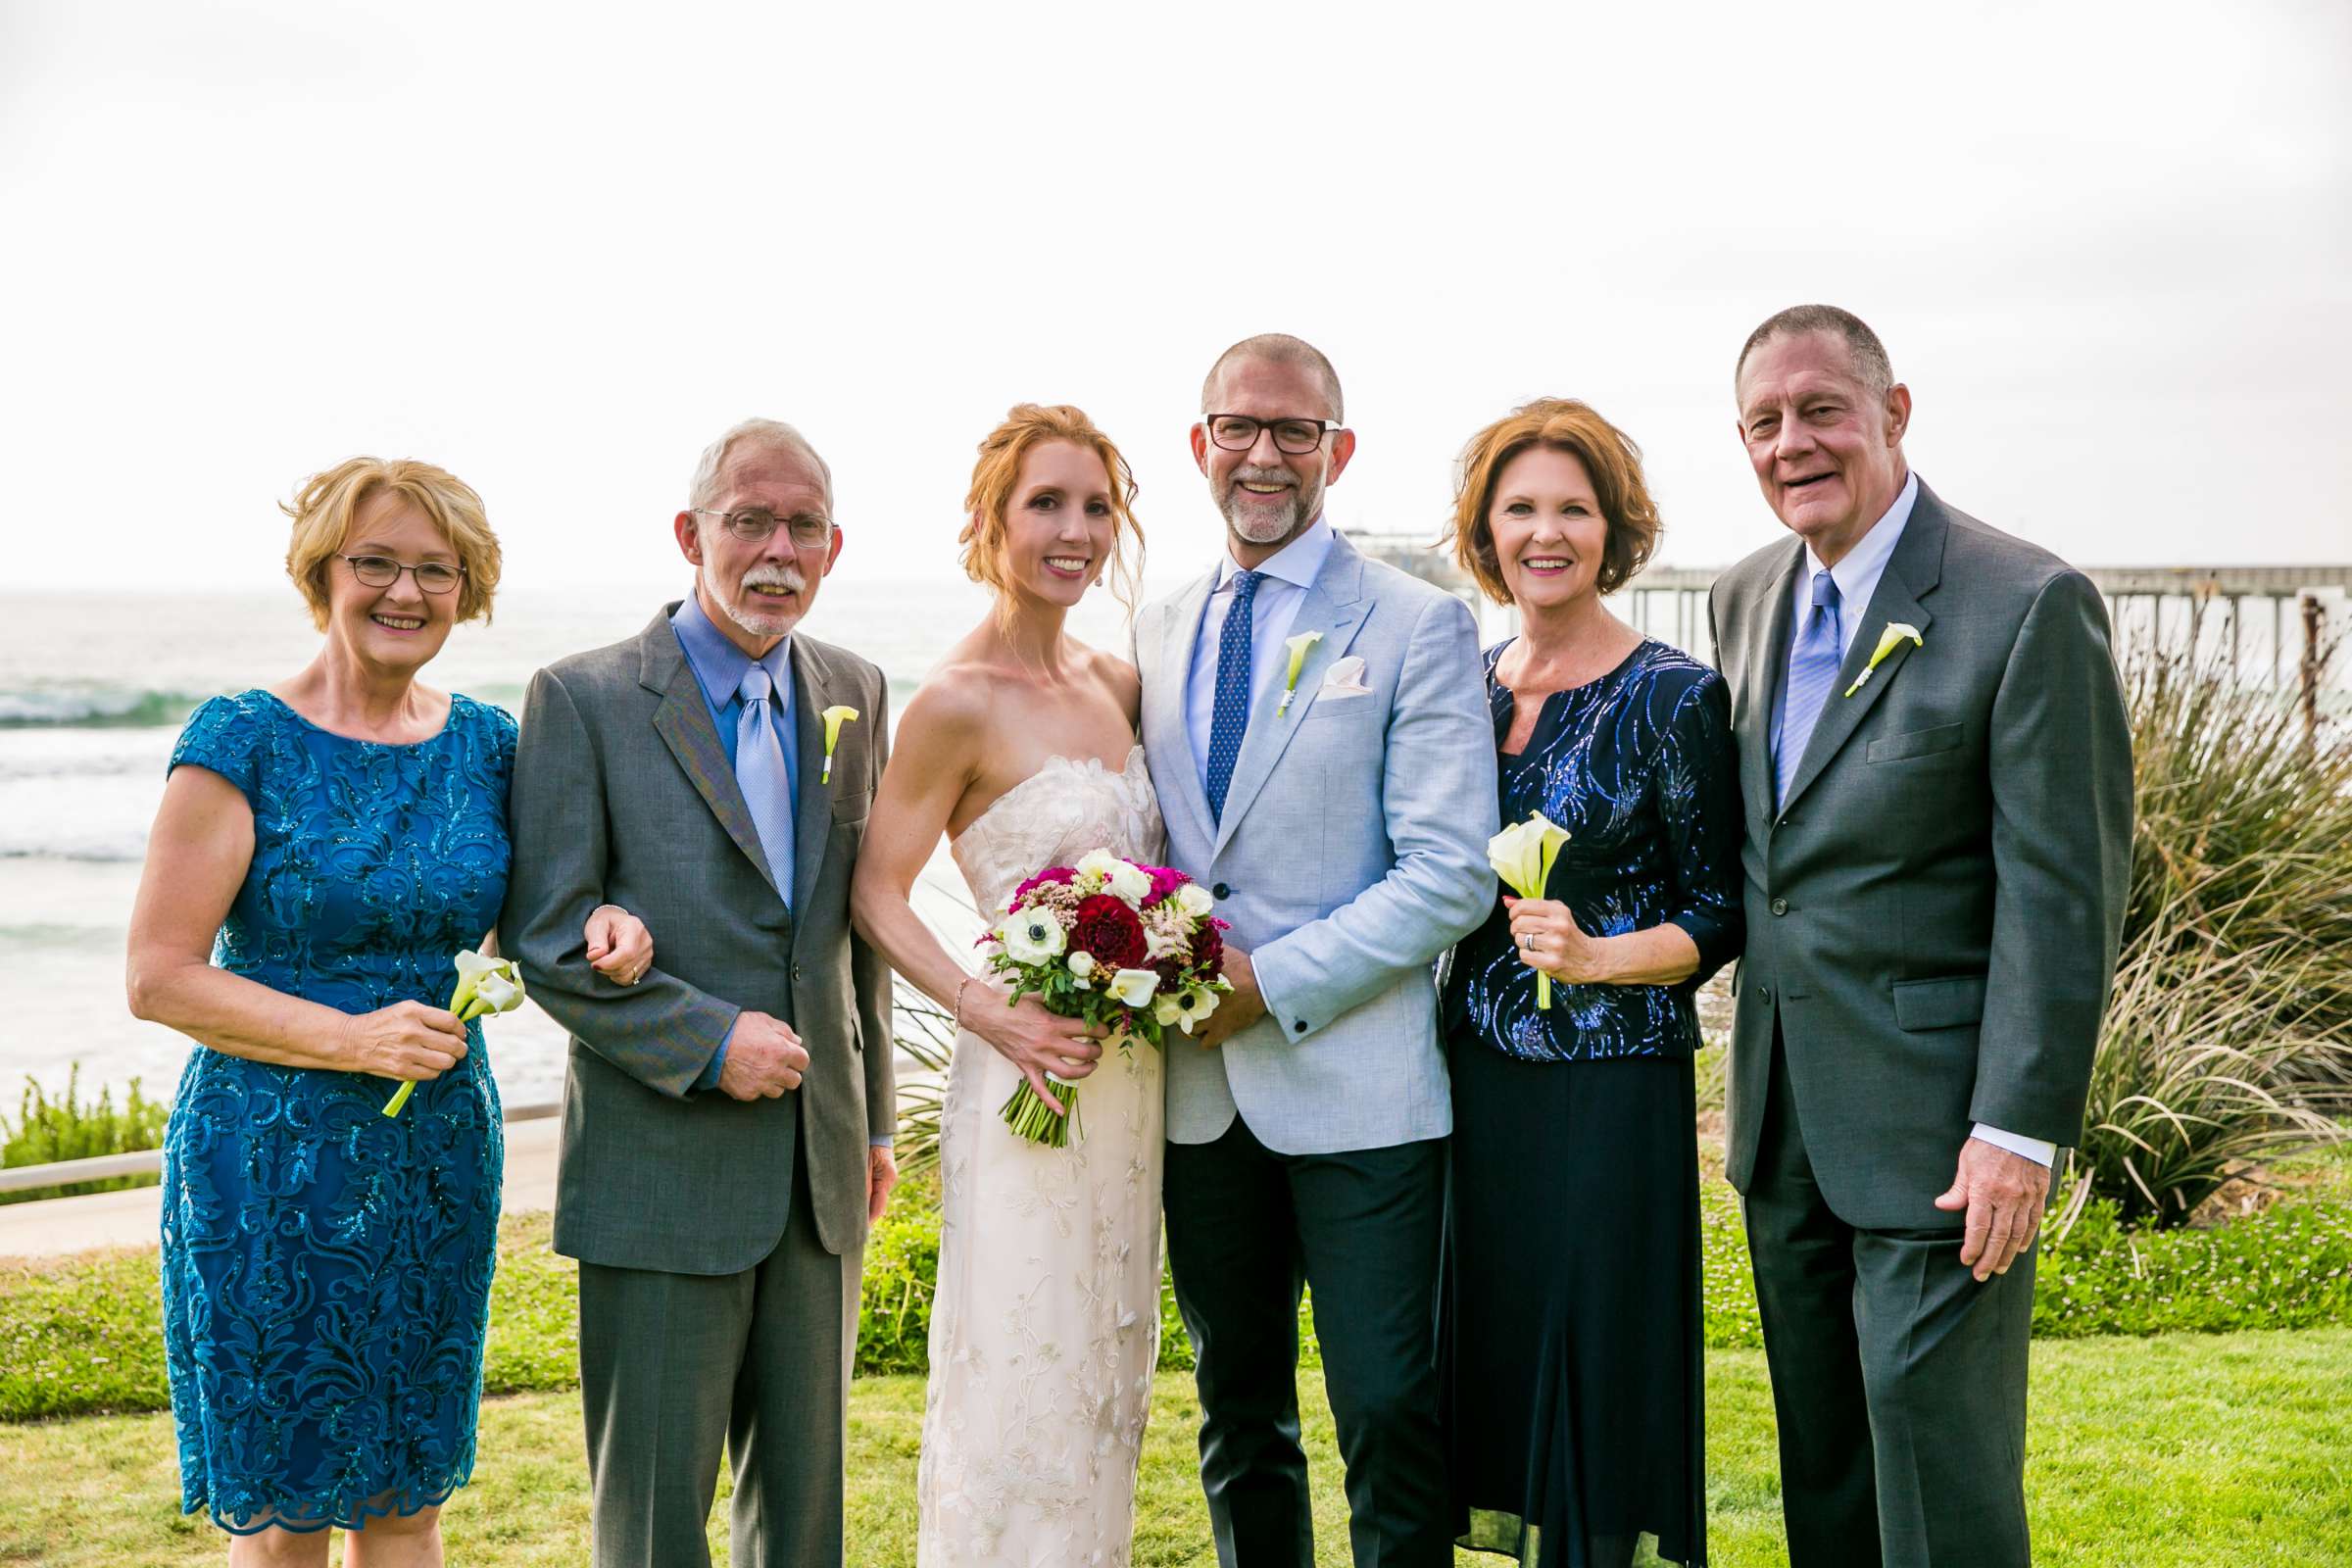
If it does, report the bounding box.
[704,558,803,639]
[1220,472,1317,546]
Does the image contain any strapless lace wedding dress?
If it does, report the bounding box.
[917,747,1168,1568]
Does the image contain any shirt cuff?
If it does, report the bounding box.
[694,1021,733,1093]
[869,1137,893,1150]
[1971,1123,2056,1166]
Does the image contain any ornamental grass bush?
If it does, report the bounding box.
[2066,637,2352,1227]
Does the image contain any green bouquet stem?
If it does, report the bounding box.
[999,1076,1080,1149]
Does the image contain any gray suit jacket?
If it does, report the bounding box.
[1709,482,2132,1231]
[506,607,892,1272]
[1137,533,1498,1155]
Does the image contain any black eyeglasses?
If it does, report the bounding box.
[340,554,464,594]
[691,508,835,549]
[1203,415,1342,456]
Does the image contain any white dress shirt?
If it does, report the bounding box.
[1186,515,1336,799]
[1786,471,2055,1170]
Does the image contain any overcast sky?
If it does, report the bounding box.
[3,0,2346,605]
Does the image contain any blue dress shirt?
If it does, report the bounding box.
[669,596,796,1097]
[1186,515,1336,798]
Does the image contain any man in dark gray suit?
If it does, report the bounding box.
[506,418,895,1568]
[1708,307,2132,1567]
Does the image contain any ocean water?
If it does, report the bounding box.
[0,580,1104,1113]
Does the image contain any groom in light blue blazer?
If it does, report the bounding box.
[1136,333,1498,1567]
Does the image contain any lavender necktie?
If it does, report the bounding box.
[1774,570,1843,808]
[736,665,795,909]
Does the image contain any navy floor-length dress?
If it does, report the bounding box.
[159,690,510,1535]
[1441,638,1744,1568]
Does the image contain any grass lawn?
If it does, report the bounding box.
[4,1330,2347,1566]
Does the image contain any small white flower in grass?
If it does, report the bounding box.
[1000,910,1067,965]
[1103,968,1160,1007]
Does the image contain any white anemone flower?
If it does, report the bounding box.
[1154,985,1221,1034]
[1000,910,1067,965]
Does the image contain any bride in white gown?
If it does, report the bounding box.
[851,405,1165,1566]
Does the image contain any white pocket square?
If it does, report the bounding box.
[1317,657,1373,699]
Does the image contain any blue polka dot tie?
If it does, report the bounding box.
[1204,569,1263,825]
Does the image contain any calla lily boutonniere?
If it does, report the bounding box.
[1844,623,1924,698]
[819,706,858,783]
[1277,631,1323,716]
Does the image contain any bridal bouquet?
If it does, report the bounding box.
[977,849,1232,1147]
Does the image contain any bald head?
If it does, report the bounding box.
[1200,332,1345,423]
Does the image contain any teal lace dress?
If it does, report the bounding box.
[159,690,512,1535]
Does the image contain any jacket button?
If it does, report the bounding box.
[1770,898,1788,916]
[1758,984,1775,1004]
[793,963,805,982]
[1212,883,1230,900]
[1294,1019,1308,1034]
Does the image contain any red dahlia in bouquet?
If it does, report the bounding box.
[976,848,1231,1147]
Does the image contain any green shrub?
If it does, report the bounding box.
[2066,643,2352,1225]
[0,1067,169,1205]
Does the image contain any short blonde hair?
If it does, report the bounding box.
[959,405,1143,612]
[1445,399,1660,605]
[282,457,502,628]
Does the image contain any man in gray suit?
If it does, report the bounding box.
[1709,306,2132,1567]
[1136,333,1497,1566]
[506,418,895,1568]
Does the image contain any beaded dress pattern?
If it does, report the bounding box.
[159,690,511,1535]
[918,748,1167,1567]
[1446,639,1744,1061]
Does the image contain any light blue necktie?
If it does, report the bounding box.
[1775,570,1844,808]
[1203,569,1263,825]
[736,665,795,909]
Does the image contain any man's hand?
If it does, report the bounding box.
[1195,948,1268,1049]
[718,1011,810,1101]
[866,1144,899,1223]
[1934,1136,2053,1282]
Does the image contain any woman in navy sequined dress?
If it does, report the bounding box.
[1437,402,1744,1568]
[126,459,653,1562]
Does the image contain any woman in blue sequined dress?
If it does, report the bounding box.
[126,458,654,1563]
[1437,402,1744,1568]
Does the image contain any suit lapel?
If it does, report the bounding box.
[643,611,782,902]
[1154,568,1219,835]
[1744,545,1802,835]
[1779,492,1947,812]
[1211,540,1373,858]
[789,638,832,918]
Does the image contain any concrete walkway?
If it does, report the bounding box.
[0,1116,563,1261]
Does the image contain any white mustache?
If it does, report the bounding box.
[741,569,806,595]
[1230,466,1293,488]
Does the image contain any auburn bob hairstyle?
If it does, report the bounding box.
[959,404,1144,612]
[282,456,502,628]
[1446,398,1661,605]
